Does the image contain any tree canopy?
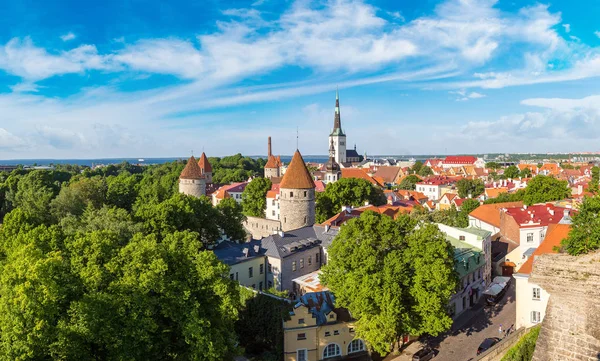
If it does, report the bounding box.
[316,177,386,223]
[522,175,570,206]
[241,177,272,217]
[418,166,433,177]
[397,175,422,190]
[503,165,520,179]
[485,162,501,170]
[560,196,600,256]
[456,179,484,198]
[321,211,458,354]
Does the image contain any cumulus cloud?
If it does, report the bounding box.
[563,24,570,33]
[0,128,27,150]
[60,32,76,41]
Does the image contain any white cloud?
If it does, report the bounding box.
[563,24,570,33]
[595,31,600,39]
[60,32,76,41]
[449,89,486,101]
[386,11,405,22]
[0,128,27,150]
[9,82,41,93]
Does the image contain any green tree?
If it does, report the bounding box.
[316,178,386,223]
[106,172,140,210]
[418,166,433,177]
[485,162,501,170]
[397,175,421,190]
[456,179,485,198]
[560,196,600,255]
[519,167,532,178]
[501,326,540,361]
[411,161,423,175]
[522,175,570,206]
[216,198,247,241]
[503,165,520,179]
[241,177,272,217]
[456,199,481,228]
[13,170,64,224]
[321,211,457,354]
[50,177,107,219]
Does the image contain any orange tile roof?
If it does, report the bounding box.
[374,166,402,184]
[517,224,571,274]
[341,168,383,187]
[180,156,204,179]
[198,152,212,173]
[265,154,282,168]
[280,150,315,189]
[469,201,524,227]
[485,187,509,198]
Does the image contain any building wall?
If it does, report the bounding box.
[450,265,485,318]
[416,184,440,201]
[267,256,282,291]
[266,196,280,221]
[178,178,206,198]
[244,216,281,239]
[499,211,520,244]
[469,216,500,235]
[280,248,322,292]
[280,188,316,232]
[265,167,280,179]
[325,171,341,184]
[202,171,213,184]
[228,257,268,291]
[330,135,347,164]
[514,274,551,329]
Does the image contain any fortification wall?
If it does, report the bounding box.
[279,188,315,232]
[244,216,281,239]
[530,250,600,361]
[179,179,206,198]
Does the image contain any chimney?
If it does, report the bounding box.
[548,208,554,216]
[325,224,330,232]
[268,136,272,157]
[563,209,569,217]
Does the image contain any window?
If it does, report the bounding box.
[308,256,312,266]
[268,263,272,273]
[459,235,466,241]
[229,274,234,280]
[527,232,534,243]
[324,331,331,337]
[259,282,263,290]
[300,258,304,269]
[235,272,238,281]
[249,267,253,278]
[290,191,293,197]
[329,314,335,319]
[297,349,307,361]
[323,344,341,359]
[348,339,365,354]
[304,191,307,197]
[333,330,339,335]
[304,216,307,223]
[292,261,297,272]
[260,264,264,274]
[349,327,355,333]
[316,253,320,263]
[272,200,275,206]
[297,333,306,340]
[272,210,275,216]
[531,311,541,323]
[533,287,541,300]
[298,318,305,324]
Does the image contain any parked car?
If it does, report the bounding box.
[412,347,435,361]
[477,337,500,355]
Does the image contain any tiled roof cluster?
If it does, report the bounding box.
[443,156,477,164]
[469,201,525,227]
[504,204,570,228]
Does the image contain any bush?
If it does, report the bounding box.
[501,326,541,361]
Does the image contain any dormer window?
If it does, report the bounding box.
[329,314,335,319]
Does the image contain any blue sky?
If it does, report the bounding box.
[0,0,600,159]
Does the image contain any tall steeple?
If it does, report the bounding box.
[332,87,344,135]
[329,89,347,164]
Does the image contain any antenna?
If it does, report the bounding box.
[296,126,299,150]
[191,149,194,156]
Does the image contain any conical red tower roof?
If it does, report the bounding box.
[180,156,204,179]
[280,150,315,189]
[198,152,212,173]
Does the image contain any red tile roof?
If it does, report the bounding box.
[443,156,477,165]
[198,152,212,173]
[469,201,524,227]
[504,204,570,228]
[341,168,383,187]
[265,154,282,169]
[517,224,571,274]
[314,180,326,192]
[180,156,204,180]
[417,176,456,186]
[280,150,316,189]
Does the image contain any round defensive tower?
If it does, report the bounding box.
[198,152,213,184]
[179,155,206,198]
[279,150,316,232]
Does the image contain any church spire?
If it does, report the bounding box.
[331,88,344,136]
[329,138,335,159]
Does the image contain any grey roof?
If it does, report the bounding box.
[523,247,537,257]
[346,149,361,158]
[260,226,322,259]
[312,224,339,249]
[213,240,266,266]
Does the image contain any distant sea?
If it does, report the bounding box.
[0,155,442,167]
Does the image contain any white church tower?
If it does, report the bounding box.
[329,89,346,165]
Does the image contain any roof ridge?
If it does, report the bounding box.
[280,150,316,189]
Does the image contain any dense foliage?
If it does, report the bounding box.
[503,165,520,179]
[242,177,272,217]
[0,161,250,360]
[315,178,386,223]
[500,326,540,361]
[456,179,484,198]
[397,175,422,190]
[561,196,600,256]
[209,154,266,184]
[483,175,570,206]
[321,211,458,354]
[410,199,479,228]
[589,166,599,194]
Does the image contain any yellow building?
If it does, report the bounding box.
[283,291,369,361]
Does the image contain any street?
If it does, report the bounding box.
[391,281,516,361]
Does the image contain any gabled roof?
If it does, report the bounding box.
[517,224,571,274]
[213,182,248,199]
[280,150,316,189]
[504,204,570,228]
[198,152,212,173]
[180,156,204,180]
[374,166,402,184]
[265,155,282,169]
[213,240,266,265]
[468,201,524,228]
[485,187,509,198]
[341,168,383,187]
[260,226,322,259]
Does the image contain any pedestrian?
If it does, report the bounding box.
[498,324,503,338]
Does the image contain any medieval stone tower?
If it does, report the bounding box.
[179,155,206,197]
[329,89,346,164]
[264,136,282,179]
[198,152,213,184]
[324,138,341,184]
[279,150,316,232]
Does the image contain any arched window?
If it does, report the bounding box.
[348,339,365,354]
[323,343,341,359]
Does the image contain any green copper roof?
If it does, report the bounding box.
[446,235,485,278]
[458,227,492,239]
[330,128,345,136]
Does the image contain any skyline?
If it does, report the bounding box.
[1,0,600,158]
